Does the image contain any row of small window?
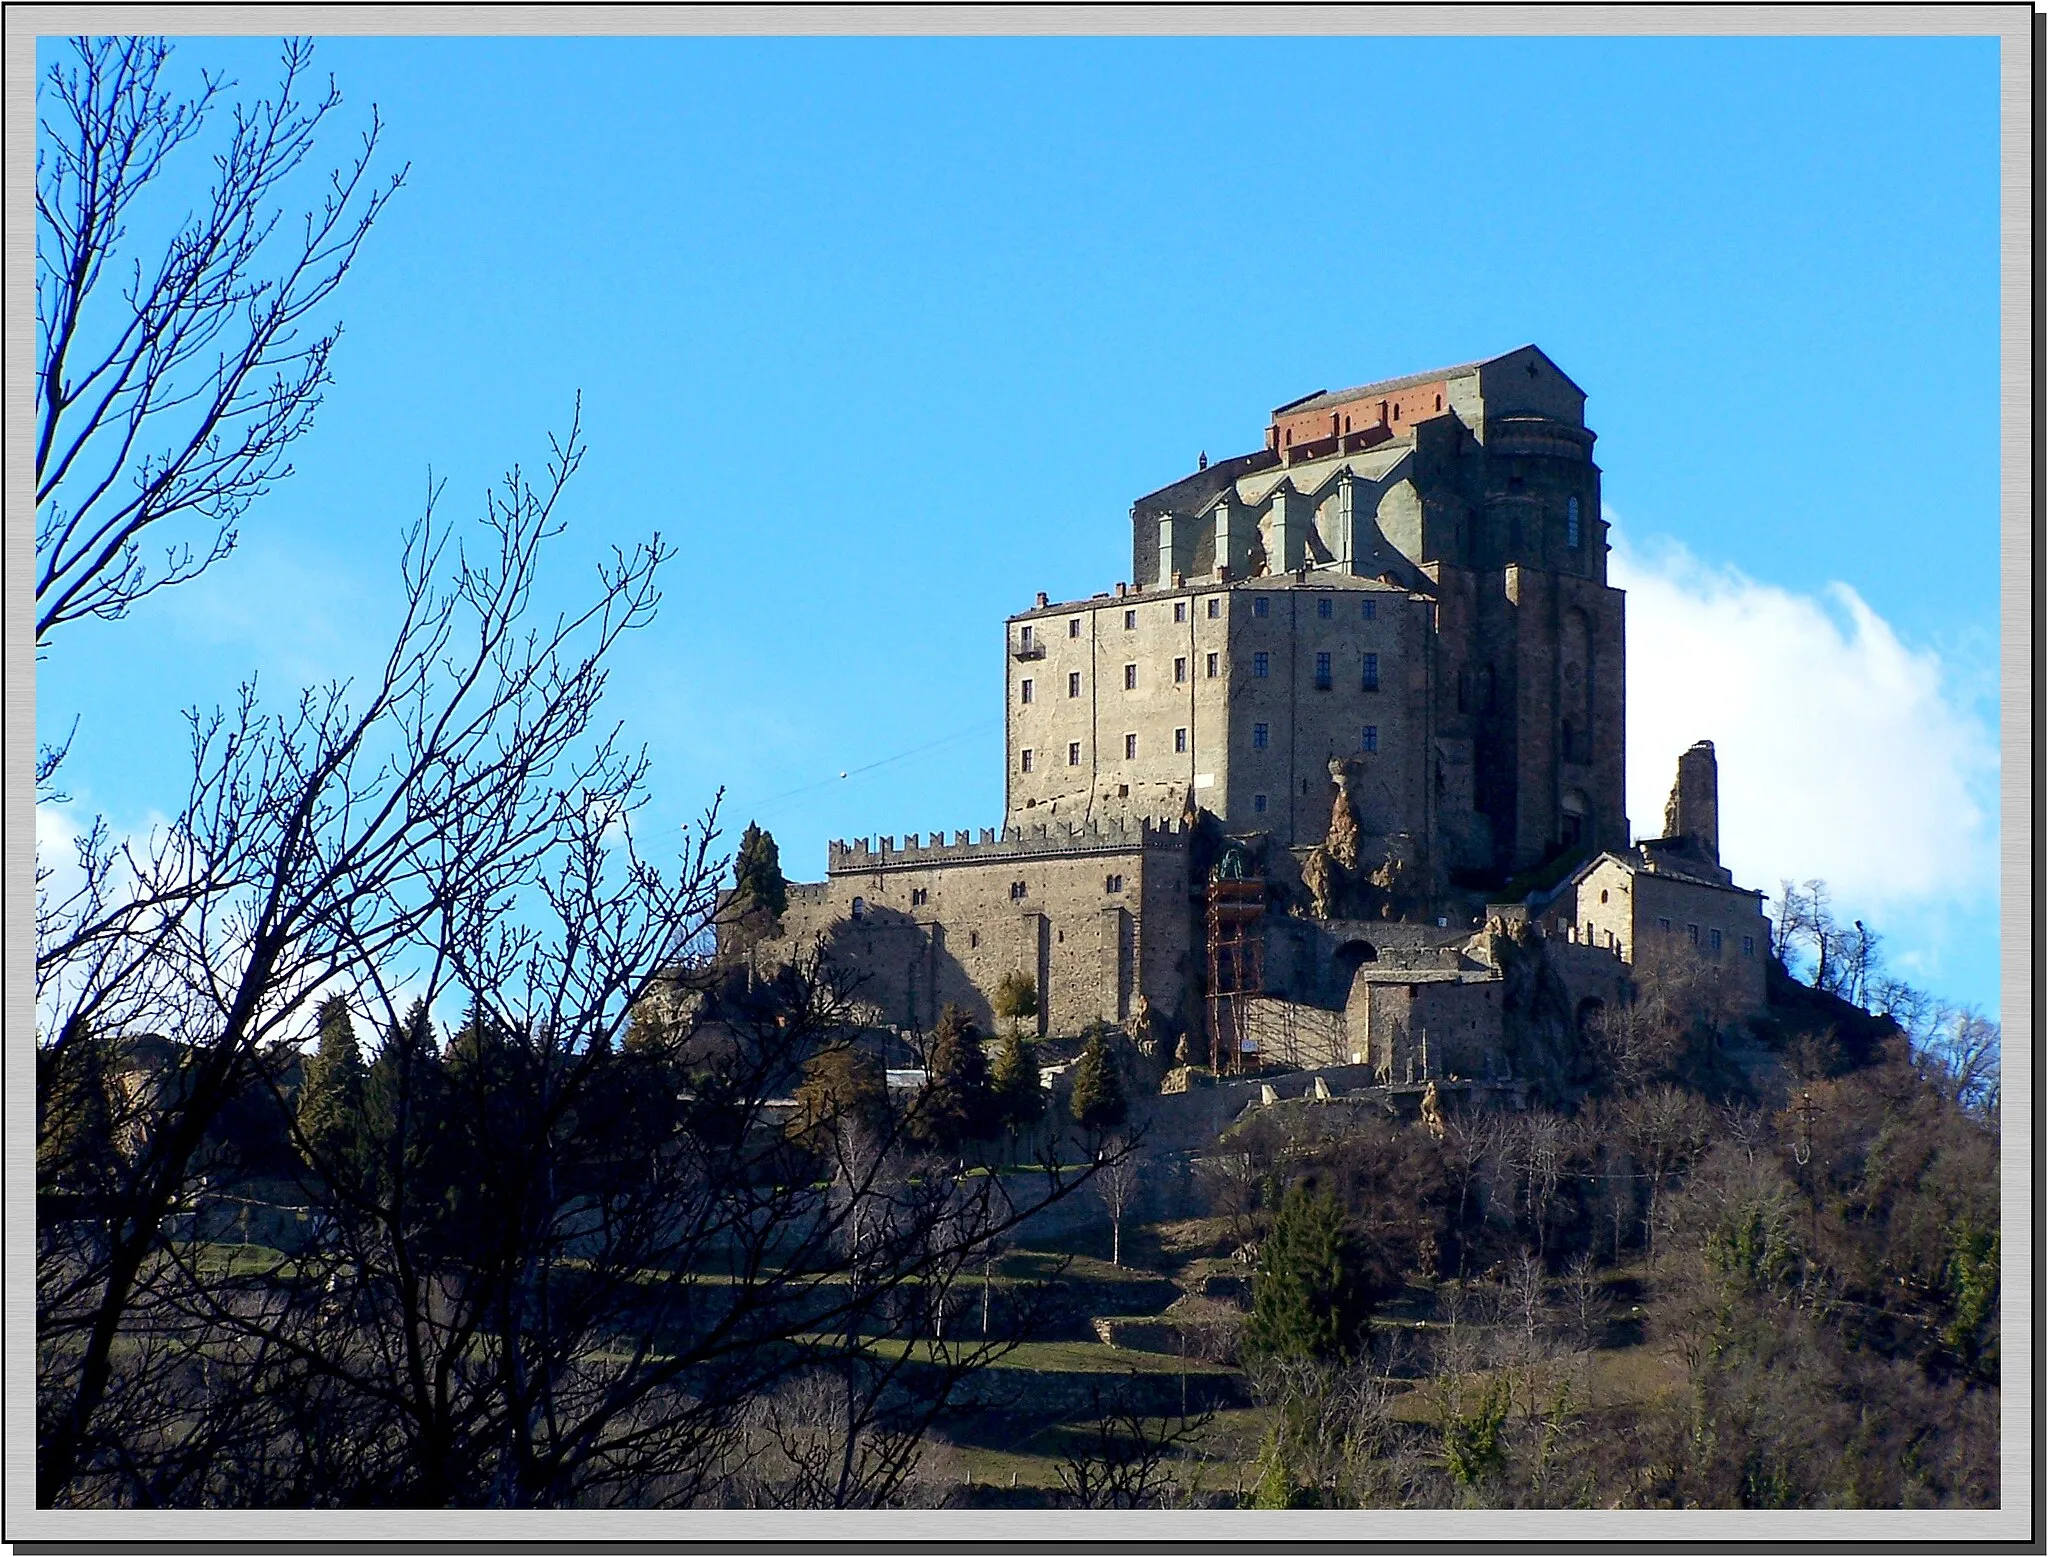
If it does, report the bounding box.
[1020,652,1379,702]
[1022,595,1381,649]
[1003,874,1126,902]
[1650,917,1756,956]
[1021,724,1379,769]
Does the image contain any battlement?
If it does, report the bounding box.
[827,814,1192,873]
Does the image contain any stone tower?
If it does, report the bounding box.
[1661,739,1721,863]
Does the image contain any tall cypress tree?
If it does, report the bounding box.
[990,1026,1042,1156]
[1068,1029,1127,1134]
[916,1004,997,1152]
[732,822,787,921]
[296,994,367,1180]
[1243,1183,1372,1365]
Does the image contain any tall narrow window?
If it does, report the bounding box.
[1174,727,1187,752]
[1314,652,1332,690]
[1068,617,1081,637]
[1068,671,1081,697]
[1207,598,1220,619]
[1067,741,1081,766]
[1362,652,1379,691]
[1020,624,1035,650]
[1206,652,1219,678]
[1019,679,1033,704]
[1174,656,1187,684]
[1253,793,1268,813]
[1124,609,1137,630]
[1362,599,1377,621]
[1020,749,1034,772]
[1254,597,1270,618]
[1124,663,1138,690]
[1567,495,1582,548]
[1253,652,1269,679]
[1317,597,1332,619]
[1361,726,1378,753]
[1252,723,1269,750]
[1124,733,1137,760]
[1174,601,1187,622]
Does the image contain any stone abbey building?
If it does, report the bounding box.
[766,348,1767,1078]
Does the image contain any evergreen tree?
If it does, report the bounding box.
[990,1026,1043,1155]
[362,997,446,1204]
[790,1043,890,1155]
[915,1004,997,1153]
[38,1015,117,1196]
[992,970,1037,1038]
[732,822,787,921]
[296,994,367,1180]
[1243,1183,1372,1365]
[1068,1028,1127,1134]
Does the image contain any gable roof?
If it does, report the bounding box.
[1276,345,1584,418]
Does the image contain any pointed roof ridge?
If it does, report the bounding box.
[1276,345,1582,417]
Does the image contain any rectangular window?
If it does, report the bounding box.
[1742,934,1756,957]
[1174,656,1188,683]
[1068,670,1081,697]
[1068,617,1081,637]
[1020,749,1034,773]
[1020,624,1035,650]
[1253,793,1268,814]
[1688,923,1700,945]
[1253,651,1269,678]
[1105,874,1124,893]
[1124,609,1137,630]
[1362,599,1377,621]
[1068,741,1081,766]
[1317,597,1333,619]
[1206,651,1219,677]
[1174,601,1187,622]
[1010,881,1027,901]
[1019,678,1033,704]
[911,888,928,907]
[1314,651,1332,690]
[1710,928,1723,952]
[1254,597,1270,618]
[1207,598,1220,619]
[1124,663,1138,690]
[1124,733,1138,760]
[1174,727,1187,753]
[1361,725,1378,753]
[1363,652,1379,691]
[1253,723,1269,749]
[1658,916,1672,933]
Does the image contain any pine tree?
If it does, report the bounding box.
[362,997,445,1202]
[296,994,367,1179]
[916,1004,998,1153]
[732,822,787,921]
[990,1026,1043,1156]
[1243,1183,1372,1365]
[1068,1028,1127,1134]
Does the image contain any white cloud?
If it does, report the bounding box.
[1610,530,1997,922]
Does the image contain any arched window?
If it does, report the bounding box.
[850,896,867,920]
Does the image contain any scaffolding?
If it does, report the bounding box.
[1206,876,1266,1074]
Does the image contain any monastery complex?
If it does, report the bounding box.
[762,348,1771,1088]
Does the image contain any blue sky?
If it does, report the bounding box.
[35,33,2004,1017]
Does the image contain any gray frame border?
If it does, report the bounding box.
[4,3,2034,1545]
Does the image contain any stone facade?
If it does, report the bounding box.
[1025,342,1626,883]
[770,818,1200,1038]
[758,348,1770,1073]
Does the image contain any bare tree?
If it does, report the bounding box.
[1093,1133,1142,1267]
[1054,1373,1214,1509]
[36,35,402,649]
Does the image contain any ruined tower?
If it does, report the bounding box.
[1661,739,1721,863]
